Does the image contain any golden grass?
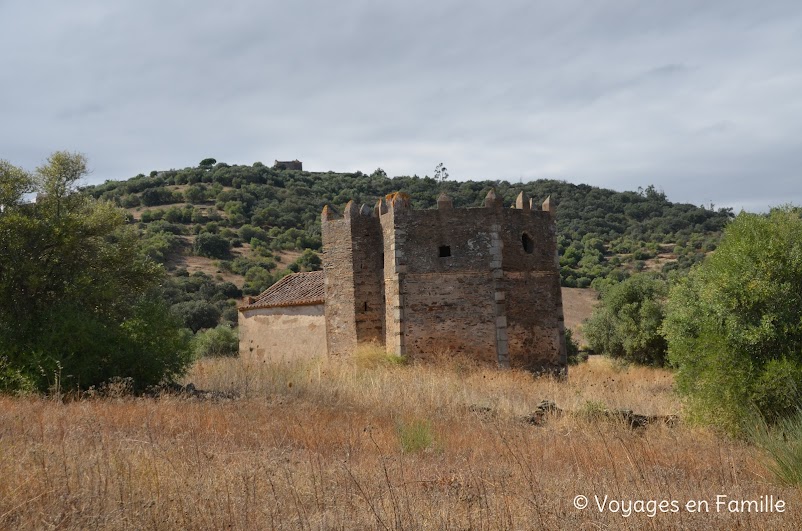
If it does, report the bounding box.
[0,355,799,529]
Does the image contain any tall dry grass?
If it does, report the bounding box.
[0,350,799,529]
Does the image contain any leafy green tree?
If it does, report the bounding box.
[0,160,33,210]
[293,249,322,271]
[664,207,802,433]
[0,152,193,392]
[139,230,180,263]
[194,232,231,258]
[584,274,668,366]
[239,224,269,243]
[434,162,449,184]
[185,184,207,203]
[140,187,178,206]
[242,267,291,296]
[170,300,221,332]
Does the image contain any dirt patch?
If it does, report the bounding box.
[167,253,246,286]
[276,250,303,265]
[561,287,598,346]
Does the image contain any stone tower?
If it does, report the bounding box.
[321,190,567,373]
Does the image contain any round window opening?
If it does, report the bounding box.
[522,233,534,254]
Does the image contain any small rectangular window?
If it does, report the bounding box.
[439,245,451,257]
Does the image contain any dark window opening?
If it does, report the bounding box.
[439,245,451,258]
[522,233,534,254]
[363,302,368,311]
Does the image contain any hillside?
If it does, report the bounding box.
[82,160,732,331]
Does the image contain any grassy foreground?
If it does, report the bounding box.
[0,352,799,530]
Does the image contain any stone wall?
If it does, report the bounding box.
[322,211,357,357]
[273,160,303,171]
[322,189,566,373]
[238,304,326,362]
[322,202,385,356]
[380,205,498,363]
[497,203,567,370]
[349,206,385,345]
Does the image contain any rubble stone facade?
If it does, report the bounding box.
[322,190,567,373]
[273,160,303,171]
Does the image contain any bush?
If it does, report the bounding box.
[0,153,193,392]
[140,187,178,206]
[170,300,221,332]
[664,207,802,434]
[193,325,238,358]
[194,232,231,259]
[239,224,269,243]
[0,357,35,394]
[584,274,668,366]
[565,329,586,365]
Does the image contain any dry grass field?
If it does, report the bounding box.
[0,352,799,530]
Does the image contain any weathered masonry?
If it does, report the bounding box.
[321,190,567,373]
[273,159,303,171]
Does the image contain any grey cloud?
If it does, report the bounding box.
[1,0,800,211]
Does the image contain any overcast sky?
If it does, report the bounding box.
[2,1,800,212]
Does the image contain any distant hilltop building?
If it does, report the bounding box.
[273,159,303,171]
[239,189,567,373]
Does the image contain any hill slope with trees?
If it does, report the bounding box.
[81,159,733,332]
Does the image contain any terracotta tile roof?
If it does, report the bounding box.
[239,271,325,310]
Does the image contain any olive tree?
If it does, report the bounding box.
[664,207,802,433]
[584,273,668,366]
[0,152,193,393]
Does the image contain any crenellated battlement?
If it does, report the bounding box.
[321,189,567,373]
[322,189,555,224]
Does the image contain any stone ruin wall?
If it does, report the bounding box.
[322,204,384,357]
[495,197,566,371]
[381,203,498,365]
[322,190,567,372]
[321,209,357,357]
[273,160,303,171]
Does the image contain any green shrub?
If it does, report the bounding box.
[584,274,668,366]
[193,325,238,358]
[752,359,802,423]
[565,329,586,365]
[0,153,193,393]
[194,232,231,259]
[354,343,408,368]
[0,357,35,394]
[171,300,221,332]
[664,207,802,434]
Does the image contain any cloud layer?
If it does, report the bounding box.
[2,0,800,211]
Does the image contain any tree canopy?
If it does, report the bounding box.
[663,207,802,433]
[83,160,732,292]
[584,274,669,366]
[0,152,193,393]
